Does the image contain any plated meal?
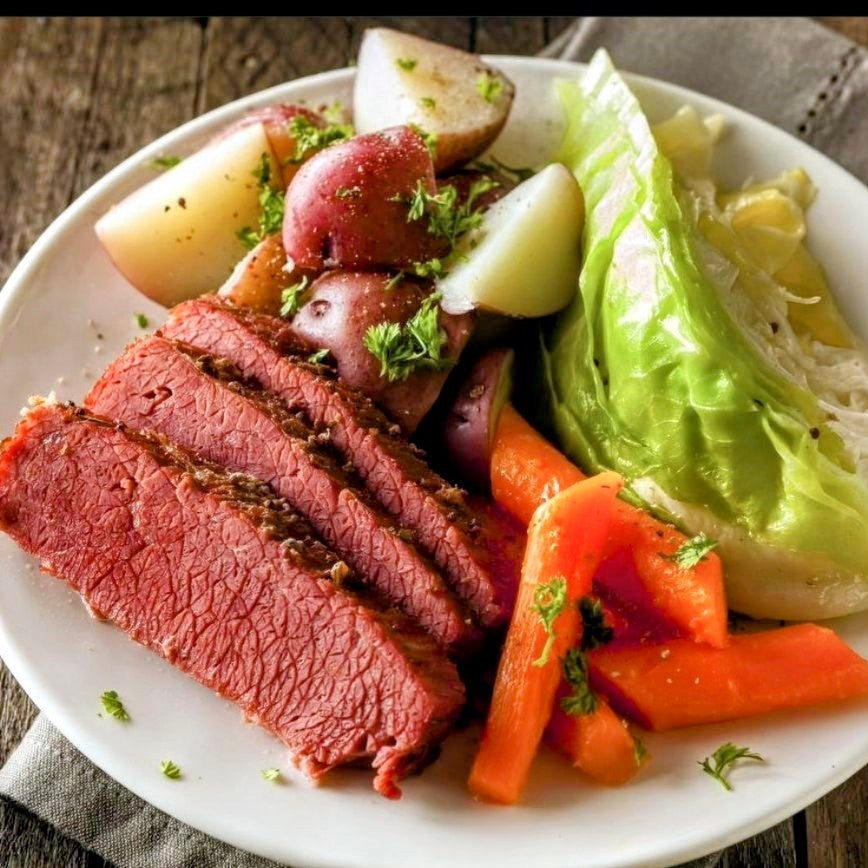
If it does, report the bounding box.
[0,25,867,864]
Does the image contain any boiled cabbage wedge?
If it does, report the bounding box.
[539,49,868,620]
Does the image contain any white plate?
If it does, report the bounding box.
[1,57,867,868]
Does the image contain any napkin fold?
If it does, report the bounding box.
[2,15,866,868]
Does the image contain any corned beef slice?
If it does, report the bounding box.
[161,297,518,629]
[0,403,464,798]
[86,336,477,651]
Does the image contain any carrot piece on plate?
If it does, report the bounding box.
[545,695,648,786]
[490,404,728,648]
[468,471,623,805]
[590,624,868,731]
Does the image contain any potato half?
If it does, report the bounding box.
[354,28,514,173]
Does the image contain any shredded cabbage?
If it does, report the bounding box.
[539,49,868,619]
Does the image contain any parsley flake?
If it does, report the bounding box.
[633,737,648,767]
[308,348,330,365]
[579,596,614,652]
[236,154,285,250]
[261,767,281,782]
[476,71,503,103]
[287,115,354,164]
[663,533,718,570]
[160,760,182,780]
[280,276,311,318]
[530,576,567,667]
[412,258,444,279]
[560,649,598,716]
[420,96,436,110]
[699,743,764,791]
[100,690,130,722]
[408,124,438,157]
[151,155,182,171]
[363,293,452,383]
[395,57,417,71]
[133,313,149,330]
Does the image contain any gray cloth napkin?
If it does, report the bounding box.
[2,16,866,868]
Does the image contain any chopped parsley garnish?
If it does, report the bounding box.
[261,767,281,782]
[476,71,503,103]
[236,154,285,251]
[400,176,497,251]
[663,533,718,570]
[151,155,182,170]
[287,115,354,164]
[100,690,130,721]
[335,185,361,199]
[395,57,417,71]
[133,312,149,330]
[160,760,182,780]
[579,596,614,652]
[633,737,647,767]
[363,293,452,383]
[279,276,311,318]
[699,743,764,791]
[530,576,567,667]
[420,96,436,110]
[412,257,444,279]
[560,649,597,716]
[408,123,438,157]
[308,348,330,365]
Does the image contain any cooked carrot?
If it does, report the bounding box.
[546,695,648,786]
[468,471,623,805]
[591,624,868,731]
[491,405,727,647]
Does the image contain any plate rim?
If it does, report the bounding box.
[0,54,866,868]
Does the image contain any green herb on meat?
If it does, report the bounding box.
[100,690,130,722]
[133,313,149,330]
[363,293,452,383]
[396,57,417,71]
[663,533,718,570]
[420,96,436,110]
[308,348,330,365]
[160,760,182,780]
[237,154,285,250]
[280,276,311,318]
[530,576,567,667]
[560,649,598,716]
[476,71,503,103]
[579,596,614,651]
[699,743,764,791]
[287,115,354,164]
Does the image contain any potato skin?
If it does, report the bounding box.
[282,126,447,271]
[441,348,514,491]
[287,270,473,433]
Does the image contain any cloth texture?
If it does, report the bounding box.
[2,15,866,868]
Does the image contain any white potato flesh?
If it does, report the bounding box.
[438,163,585,317]
[354,28,514,172]
[96,123,279,307]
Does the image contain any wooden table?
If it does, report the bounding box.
[1,16,866,868]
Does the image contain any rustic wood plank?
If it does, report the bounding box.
[200,17,352,112]
[475,17,547,55]
[817,17,868,45]
[806,767,868,868]
[69,17,204,199]
[720,818,797,868]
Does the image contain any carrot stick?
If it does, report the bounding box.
[545,696,648,786]
[468,471,623,805]
[590,624,868,731]
[491,405,728,647]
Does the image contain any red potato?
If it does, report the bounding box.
[287,270,473,433]
[282,126,447,271]
[218,233,306,315]
[213,103,326,187]
[442,348,514,491]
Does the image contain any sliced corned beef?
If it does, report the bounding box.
[0,401,464,797]
[161,297,519,629]
[86,336,478,652]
